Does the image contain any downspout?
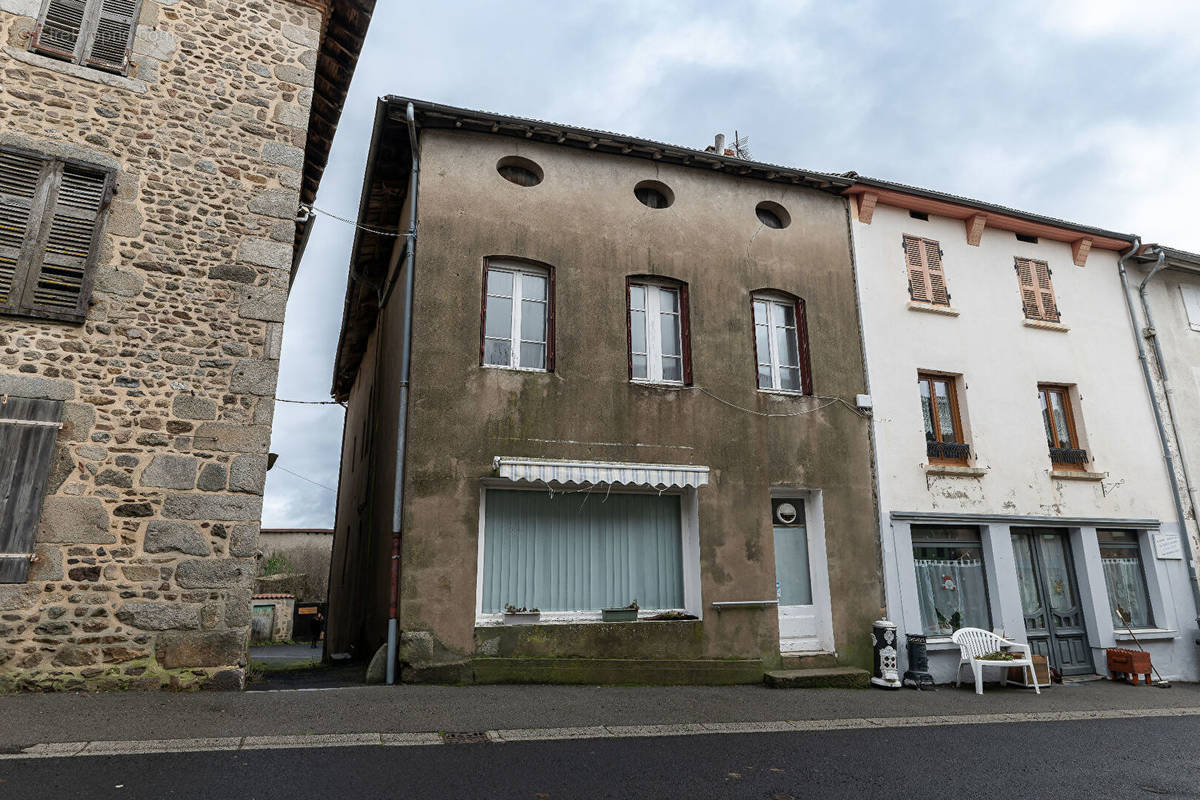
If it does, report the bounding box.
[386,102,419,684]
[1118,241,1200,638]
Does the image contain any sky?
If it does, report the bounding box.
[261,0,1200,528]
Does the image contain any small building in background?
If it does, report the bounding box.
[256,528,333,603]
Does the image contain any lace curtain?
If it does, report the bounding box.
[1102,557,1151,628]
[914,559,990,635]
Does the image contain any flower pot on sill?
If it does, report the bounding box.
[502,612,541,625]
[601,608,638,623]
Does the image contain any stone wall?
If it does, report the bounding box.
[0,0,326,691]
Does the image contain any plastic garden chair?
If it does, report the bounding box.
[951,627,1041,695]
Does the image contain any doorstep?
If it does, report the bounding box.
[764,667,871,689]
[469,657,764,686]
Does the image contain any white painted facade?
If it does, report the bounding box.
[851,200,1200,683]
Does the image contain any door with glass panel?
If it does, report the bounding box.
[773,498,829,652]
[1011,528,1093,675]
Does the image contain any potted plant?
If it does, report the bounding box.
[602,600,639,622]
[975,650,1017,662]
[502,604,540,625]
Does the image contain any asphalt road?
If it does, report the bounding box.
[2,716,1197,800]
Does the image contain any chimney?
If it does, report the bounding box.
[714,134,725,155]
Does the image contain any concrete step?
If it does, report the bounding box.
[779,653,839,670]
[470,657,764,686]
[764,666,870,689]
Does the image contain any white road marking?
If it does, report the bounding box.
[0,707,1196,759]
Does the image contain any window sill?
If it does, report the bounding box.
[907,301,959,317]
[482,363,550,375]
[1050,469,1105,481]
[1023,318,1069,332]
[1114,628,1176,641]
[476,609,696,626]
[924,464,988,478]
[3,46,148,93]
[758,389,808,398]
[631,379,686,390]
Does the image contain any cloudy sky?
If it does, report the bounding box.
[262,0,1200,528]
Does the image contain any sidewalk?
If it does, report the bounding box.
[0,679,1196,750]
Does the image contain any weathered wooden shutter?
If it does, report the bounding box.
[1032,259,1058,320]
[31,0,88,61]
[903,235,930,302]
[0,398,63,584]
[0,149,48,314]
[84,0,141,74]
[21,163,109,321]
[923,239,949,304]
[679,282,692,385]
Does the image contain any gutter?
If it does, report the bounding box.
[385,102,420,685]
[1117,241,1200,640]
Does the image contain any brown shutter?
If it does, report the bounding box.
[923,239,949,304]
[750,297,762,389]
[795,297,813,395]
[84,0,141,74]
[545,267,556,373]
[0,149,48,314]
[478,262,489,366]
[31,0,88,61]
[903,235,932,302]
[1015,257,1040,318]
[1032,259,1058,321]
[679,282,692,385]
[624,277,633,381]
[20,163,109,322]
[0,398,63,584]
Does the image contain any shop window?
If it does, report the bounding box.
[1098,530,1154,629]
[911,526,991,636]
[918,372,969,464]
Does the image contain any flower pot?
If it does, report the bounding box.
[502,612,541,625]
[601,608,638,622]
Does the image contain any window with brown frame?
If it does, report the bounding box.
[0,146,112,324]
[918,372,969,464]
[903,235,949,305]
[626,277,691,385]
[1015,257,1060,322]
[1038,384,1087,469]
[480,259,555,372]
[751,291,812,394]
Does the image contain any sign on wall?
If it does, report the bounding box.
[1153,531,1184,560]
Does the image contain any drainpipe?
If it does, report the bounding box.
[1118,240,1200,638]
[386,102,420,685]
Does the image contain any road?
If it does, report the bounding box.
[1,715,1196,799]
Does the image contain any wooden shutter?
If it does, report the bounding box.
[679,282,692,385]
[0,398,63,584]
[903,235,930,302]
[545,266,556,373]
[922,239,949,304]
[1016,257,1058,321]
[21,163,109,321]
[31,0,88,61]
[795,296,813,395]
[0,149,48,314]
[84,0,141,74]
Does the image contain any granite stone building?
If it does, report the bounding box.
[0,0,372,690]
[327,98,882,685]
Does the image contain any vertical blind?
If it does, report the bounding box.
[481,489,684,613]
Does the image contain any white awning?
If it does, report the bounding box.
[493,457,710,490]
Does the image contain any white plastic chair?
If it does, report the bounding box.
[951,627,1041,695]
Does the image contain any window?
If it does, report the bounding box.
[479,489,685,614]
[0,398,63,584]
[634,180,673,209]
[903,235,949,306]
[1098,530,1154,629]
[918,372,969,464]
[911,526,992,636]
[755,201,790,230]
[1015,257,1060,322]
[752,292,811,394]
[1038,384,1086,469]
[1016,233,1039,244]
[31,0,143,75]
[481,261,553,371]
[0,147,112,323]
[1178,284,1200,332]
[909,210,929,221]
[627,279,690,384]
[496,156,543,187]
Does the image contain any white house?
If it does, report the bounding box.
[846,178,1199,683]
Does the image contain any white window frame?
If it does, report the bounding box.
[474,483,703,625]
[1178,283,1200,332]
[753,294,804,394]
[483,263,549,372]
[629,281,684,385]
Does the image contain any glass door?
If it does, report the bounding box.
[1011,528,1093,675]
[774,498,820,653]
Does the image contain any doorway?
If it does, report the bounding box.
[773,497,833,653]
[1011,528,1093,675]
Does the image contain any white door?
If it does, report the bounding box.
[773,497,832,653]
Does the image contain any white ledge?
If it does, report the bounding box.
[907,301,960,317]
[3,46,148,93]
[1114,628,1177,641]
[1050,469,1105,481]
[924,464,988,477]
[1023,318,1070,332]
